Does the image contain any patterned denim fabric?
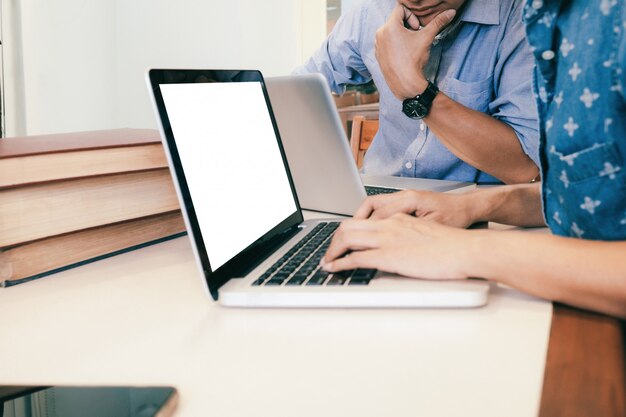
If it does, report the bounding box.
[524,0,626,240]
[295,0,539,183]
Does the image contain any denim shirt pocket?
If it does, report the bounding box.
[441,76,493,113]
[547,142,626,240]
[550,142,624,184]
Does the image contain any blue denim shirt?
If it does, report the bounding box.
[524,0,626,240]
[295,0,540,183]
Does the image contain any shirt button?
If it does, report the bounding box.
[541,50,555,60]
[419,123,425,131]
[405,162,413,169]
[532,0,543,9]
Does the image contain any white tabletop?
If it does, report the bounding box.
[0,217,552,417]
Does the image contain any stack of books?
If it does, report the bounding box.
[0,129,187,287]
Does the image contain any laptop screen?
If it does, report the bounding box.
[157,76,299,272]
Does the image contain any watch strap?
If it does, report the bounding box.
[401,81,439,120]
[417,81,439,107]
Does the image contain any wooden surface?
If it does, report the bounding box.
[337,103,379,136]
[349,116,379,168]
[540,304,626,417]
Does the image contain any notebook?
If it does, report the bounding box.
[266,74,475,216]
[146,69,488,308]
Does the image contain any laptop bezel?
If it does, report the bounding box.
[147,69,304,299]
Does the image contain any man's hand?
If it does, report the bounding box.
[375,4,456,99]
[354,189,482,229]
[321,214,475,279]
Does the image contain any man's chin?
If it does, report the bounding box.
[407,8,442,26]
[413,13,436,26]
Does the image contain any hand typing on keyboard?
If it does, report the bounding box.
[355,189,478,228]
[321,213,471,280]
[251,222,376,287]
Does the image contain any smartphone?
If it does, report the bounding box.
[0,385,178,417]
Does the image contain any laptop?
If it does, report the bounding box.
[146,69,489,308]
[266,74,475,216]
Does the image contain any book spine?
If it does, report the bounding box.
[0,143,168,188]
[0,232,187,287]
[0,169,180,247]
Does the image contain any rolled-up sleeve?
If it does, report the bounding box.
[489,2,540,167]
[293,2,372,94]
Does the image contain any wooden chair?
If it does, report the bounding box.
[349,116,379,168]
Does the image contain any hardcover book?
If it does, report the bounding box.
[0,211,186,287]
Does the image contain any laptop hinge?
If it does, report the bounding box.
[229,224,302,279]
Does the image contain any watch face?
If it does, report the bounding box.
[402,98,428,120]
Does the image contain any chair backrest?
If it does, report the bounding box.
[349,116,379,169]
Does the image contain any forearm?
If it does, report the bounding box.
[464,183,545,227]
[467,231,626,318]
[425,93,539,184]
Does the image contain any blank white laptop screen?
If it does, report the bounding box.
[160,82,298,270]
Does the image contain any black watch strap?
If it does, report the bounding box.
[418,81,439,108]
[401,81,439,120]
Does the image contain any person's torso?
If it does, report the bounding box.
[358,0,524,182]
[525,0,626,240]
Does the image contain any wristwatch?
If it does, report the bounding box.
[401,81,439,120]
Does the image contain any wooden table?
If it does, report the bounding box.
[540,304,625,417]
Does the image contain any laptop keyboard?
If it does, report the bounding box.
[365,185,400,196]
[252,222,377,287]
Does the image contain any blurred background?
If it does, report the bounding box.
[1,0,375,136]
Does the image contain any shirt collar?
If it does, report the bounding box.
[459,0,500,25]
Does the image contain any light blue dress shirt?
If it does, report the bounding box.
[524,0,626,240]
[295,0,539,183]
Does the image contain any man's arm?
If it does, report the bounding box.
[321,214,626,319]
[467,183,545,226]
[424,95,539,184]
[375,5,539,183]
[294,2,372,94]
[474,229,626,319]
[354,183,546,228]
